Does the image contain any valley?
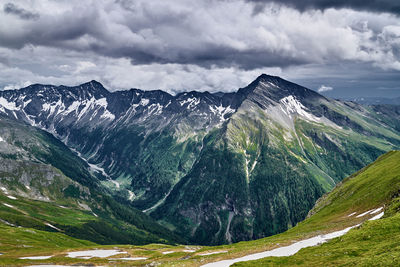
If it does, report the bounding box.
[0,150,398,266]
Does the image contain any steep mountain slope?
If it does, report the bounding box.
[0,115,184,245]
[0,74,399,244]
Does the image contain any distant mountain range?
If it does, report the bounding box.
[342,96,400,105]
[0,74,399,245]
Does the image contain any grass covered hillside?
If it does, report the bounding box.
[1,151,398,266]
[0,115,184,247]
[234,150,400,266]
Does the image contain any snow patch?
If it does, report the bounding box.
[279,95,320,123]
[180,97,200,109]
[183,249,197,253]
[202,210,386,267]
[20,256,53,260]
[0,136,4,142]
[370,207,383,214]
[76,97,115,121]
[162,251,175,255]
[356,209,374,218]
[45,223,61,231]
[128,190,135,201]
[3,203,13,208]
[347,212,357,217]
[0,97,19,113]
[209,105,235,121]
[201,226,357,267]
[7,195,16,200]
[67,249,127,259]
[369,212,384,221]
[63,101,80,115]
[140,98,149,106]
[100,110,115,120]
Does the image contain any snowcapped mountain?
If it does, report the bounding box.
[1,74,399,245]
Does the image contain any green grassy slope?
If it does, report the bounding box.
[0,116,185,245]
[2,152,397,267]
[233,150,400,266]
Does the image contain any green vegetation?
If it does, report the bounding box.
[0,117,184,246]
[2,151,399,266]
[233,150,400,266]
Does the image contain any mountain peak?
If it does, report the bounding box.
[256,73,280,81]
[77,80,110,97]
[233,74,326,110]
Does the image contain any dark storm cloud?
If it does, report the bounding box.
[0,1,316,69]
[3,3,39,20]
[247,0,400,15]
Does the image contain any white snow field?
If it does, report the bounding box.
[66,249,126,258]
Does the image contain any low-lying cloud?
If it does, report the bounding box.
[318,85,333,92]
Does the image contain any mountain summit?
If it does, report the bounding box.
[0,75,399,244]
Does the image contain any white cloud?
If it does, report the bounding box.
[318,85,333,93]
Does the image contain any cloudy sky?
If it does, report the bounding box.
[0,0,399,98]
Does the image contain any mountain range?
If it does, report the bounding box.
[1,74,399,245]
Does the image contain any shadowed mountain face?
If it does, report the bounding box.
[1,74,399,244]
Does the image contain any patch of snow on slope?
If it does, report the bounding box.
[77,97,114,121]
[87,162,109,178]
[356,209,374,218]
[140,98,149,106]
[147,103,163,115]
[7,195,16,200]
[45,223,61,231]
[180,97,200,109]
[370,207,383,214]
[369,212,384,221]
[128,190,135,201]
[19,256,53,260]
[202,210,385,267]
[3,203,13,208]
[201,226,356,267]
[209,105,235,121]
[0,136,4,142]
[42,99,65,118]
[100,110,115,120]
[0,97,19,113]
[280,95,320,122]
[67,249,127,258]
[63,101,81,115]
